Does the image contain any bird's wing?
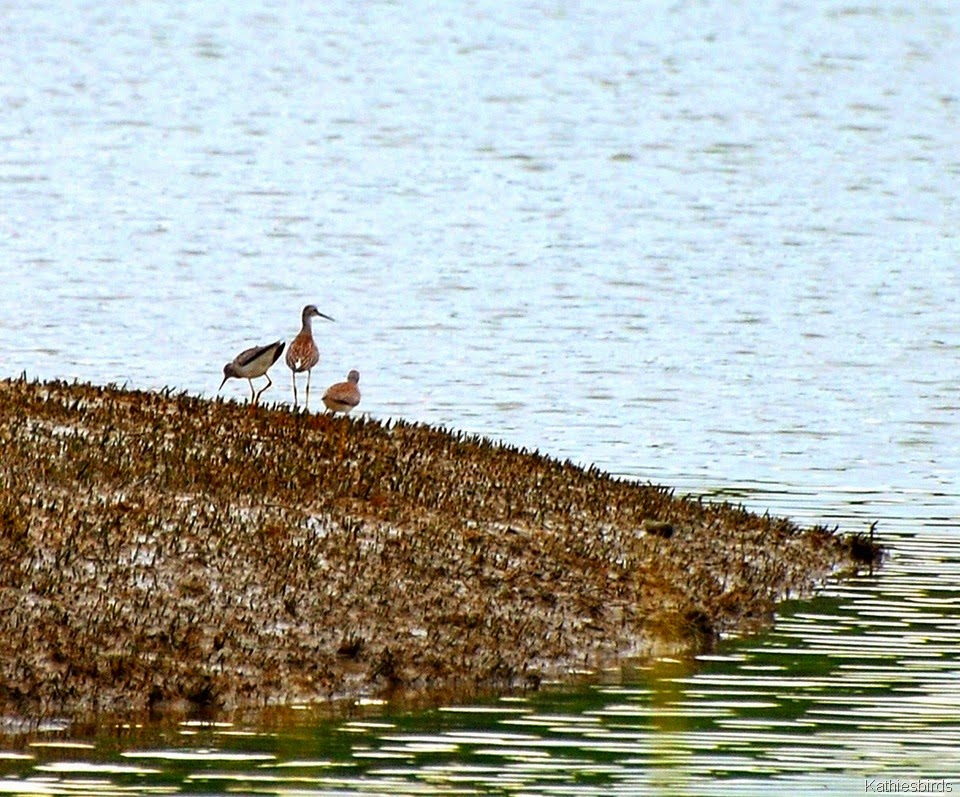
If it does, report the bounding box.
[237,341,283,367]
[324,383,360,406]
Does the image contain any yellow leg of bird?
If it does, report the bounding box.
[291,371,299,408]
[255,372,273,405]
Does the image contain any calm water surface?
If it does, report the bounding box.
[1,0,958,792]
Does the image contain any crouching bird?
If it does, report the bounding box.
[322,369,361,414]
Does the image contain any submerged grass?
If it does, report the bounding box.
[0,376,872,722]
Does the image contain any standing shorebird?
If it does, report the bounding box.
[220,340,286,405]
[286,304,334,409]
[322,369,361,414]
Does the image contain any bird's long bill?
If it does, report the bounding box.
[219,375,229,391]
[318,311,335,322]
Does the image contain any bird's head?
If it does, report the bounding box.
[219,362,239,390]
[303,304,335,323]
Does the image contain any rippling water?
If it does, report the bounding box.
[3,0,957,496]
[2,527,959,794]
[1,0,958,792]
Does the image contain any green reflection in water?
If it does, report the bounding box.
[2,531,960,795]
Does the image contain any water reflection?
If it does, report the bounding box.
[0,527,957,795]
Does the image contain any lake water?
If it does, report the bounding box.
[1,0,959,793]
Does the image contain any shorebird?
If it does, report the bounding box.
[286,304,334,409]
[220,341,286,405]
[322,369,361,414]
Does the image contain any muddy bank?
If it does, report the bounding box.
[0,377,874,722]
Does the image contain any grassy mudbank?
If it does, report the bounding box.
[0,377,869,721]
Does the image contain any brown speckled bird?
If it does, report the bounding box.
[322,369,361,414]
[285,304,333,409]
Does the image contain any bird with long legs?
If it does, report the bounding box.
[220,341,286,405]
[286,304,334,409]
